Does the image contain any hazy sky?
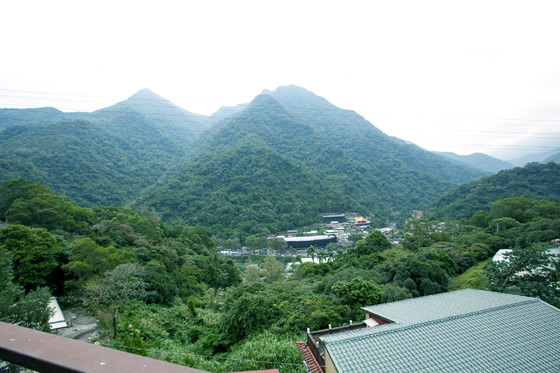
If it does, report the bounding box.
[1,0,559,159]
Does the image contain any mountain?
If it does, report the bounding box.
[265,85,486,185]
[0,89,212,206]
[428,162,560,220]
[135,88,487,236]
[508,148,560,167]
[1,85,489,235]
[92,88,213,149]
[543,152,560,163]
[134,94,360,236]
[434,152,513,173]
[0,107,66,131]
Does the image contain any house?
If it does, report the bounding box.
[298,289,560,372]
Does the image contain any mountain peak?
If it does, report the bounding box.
[128,88,166,102]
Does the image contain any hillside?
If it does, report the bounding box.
[135,91,487,236]
[434,152,513,173]
[428,162,560,220]
[0,90,211,206]
[134,94,360,237]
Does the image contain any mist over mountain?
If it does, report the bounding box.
[434,151,514,173]
[507,147,560,167]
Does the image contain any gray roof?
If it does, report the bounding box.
[360,288,532,324]
[324,290,560,372]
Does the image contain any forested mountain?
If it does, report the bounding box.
[134,94,361,237]
[0,90,212,206]
[428,162,560,220]
[0,107,67,131]
[434,151,513,173]
[135,90,486,237]
[93,88,214,150]
[1,85,487,235]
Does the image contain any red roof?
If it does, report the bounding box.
[296,342,323,373]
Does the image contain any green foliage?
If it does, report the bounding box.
[430,162,560,220]
[485,245,559,307]
[448,260,489,291]
[85,263,148,337]
[331,278,384,308]
[350,230,391,256]
[0,224,62,290]
[0,249,52,332]
[228,331,305,373]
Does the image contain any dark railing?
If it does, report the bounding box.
[0,321,206,373]
[306,322,368,370]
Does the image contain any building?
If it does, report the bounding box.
[287,230,298,237]
[323,214,346,224]
[412,210,424,219]
[298,289,560,372]
[283,235,337,250]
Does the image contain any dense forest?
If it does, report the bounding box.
[0,86,487,237]
[1,178,559,372]
[428,162,560,220]
[135,91,486,237]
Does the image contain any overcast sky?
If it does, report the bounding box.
[1,0,559,159]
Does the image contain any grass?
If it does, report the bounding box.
[448,259,490,291]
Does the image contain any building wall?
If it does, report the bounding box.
[365,312,390,325]
[324,349,338,373]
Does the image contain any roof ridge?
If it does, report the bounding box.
[329,298,539,346]
[360,288,483,312]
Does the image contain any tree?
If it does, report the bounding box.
[485,245,559,307]
[0,249,52,332]
[307,245,317,261]
[352,230,391,256]
[331,278,384,308]
[263,256,283,282]
[85,263,148,337]
[0,224,62,290]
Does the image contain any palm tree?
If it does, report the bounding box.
[307,245,317,261]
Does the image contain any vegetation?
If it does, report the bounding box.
[1,178,559,371]
[429,162,560,220]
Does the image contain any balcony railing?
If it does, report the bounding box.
[0,321,207,373]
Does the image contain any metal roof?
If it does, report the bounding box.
[360,288,532,324]
[324,290,560,372]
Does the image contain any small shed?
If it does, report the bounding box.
[48,297,68,330]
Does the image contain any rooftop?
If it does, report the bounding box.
[320,289,560,372]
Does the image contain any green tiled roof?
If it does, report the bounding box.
[324,290,560,372]
[360,288,533,324]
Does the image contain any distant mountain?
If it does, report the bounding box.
[0,107,66,131]
[434,152,513,173]
[428,162,560,220]
[543,152,560,163]
[265,85,485,185]
[135,87,487,236]
[508,148,560,167]
[0,89,212,206]
[93,88,213,149]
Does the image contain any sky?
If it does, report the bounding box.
[1,0,559,160]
